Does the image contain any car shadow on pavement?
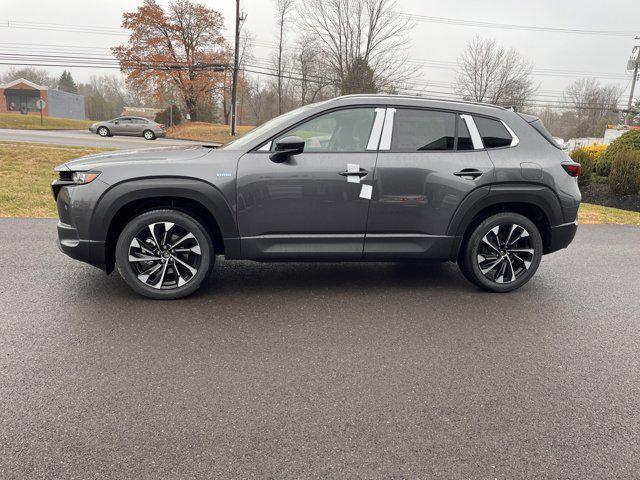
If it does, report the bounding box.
[199,259,470,297]
[81,258,475,301]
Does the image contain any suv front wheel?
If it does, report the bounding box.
[115,209,214,299]
[459,212,543,293]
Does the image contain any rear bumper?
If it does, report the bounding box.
[546,220,578,254]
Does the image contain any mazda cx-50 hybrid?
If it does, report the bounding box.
[52,95,581,299]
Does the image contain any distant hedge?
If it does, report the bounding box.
[155,105,183,126]
[598,130,640,177]
[569,148,593,188]
[609,150,640,196]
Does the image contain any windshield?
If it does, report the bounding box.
[222,103,321,150]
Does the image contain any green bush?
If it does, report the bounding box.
[598,130,640,177]
[155,105,183,126]
[609,150,640,196]
[569,148,593,188]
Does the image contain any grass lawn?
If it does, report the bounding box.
[0,142,109,217]
[1,140,640,225]
[166,122,254,144]
[0,112,94,130]
[578,203,640,226]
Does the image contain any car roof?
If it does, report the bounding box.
[325,94,510,117]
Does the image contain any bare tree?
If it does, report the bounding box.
[1,67,57,88]
[296,0,413,94]
[563,78,623,137]
[455,36,535,108]
[273,0,296,114]
[294,35,331,105]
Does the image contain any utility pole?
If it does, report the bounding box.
[625,37,640,126]
[230,0,245,136]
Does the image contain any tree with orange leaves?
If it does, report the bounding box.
[112,0,228,121]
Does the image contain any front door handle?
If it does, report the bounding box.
[453,168,483,179]
[339,169,368,177]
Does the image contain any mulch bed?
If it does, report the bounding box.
[581,182,640,212]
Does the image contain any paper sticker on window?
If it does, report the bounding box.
[359,184,372,200]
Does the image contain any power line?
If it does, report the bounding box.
[399,13,637,37]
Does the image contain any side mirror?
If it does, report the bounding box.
[270,136,305,163]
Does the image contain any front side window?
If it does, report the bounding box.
[274,108,376,153]
[391,109,455,152]
[474,116,513,148]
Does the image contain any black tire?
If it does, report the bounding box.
[97,126,110,137]
[143,129,156,140]
[459,212,543,293]
[115,209,214,299]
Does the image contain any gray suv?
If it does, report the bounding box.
[89,116,166,140]
[53,95,581,299]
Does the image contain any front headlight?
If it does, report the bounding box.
[72,171,101,184]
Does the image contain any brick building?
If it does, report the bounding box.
[0,78,85,120]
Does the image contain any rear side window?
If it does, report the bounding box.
[391,109,455,152]
[474,116,513,148]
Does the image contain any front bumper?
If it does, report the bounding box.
[56,221,105,269]
[546,220,578,254]
[52,178,109,271]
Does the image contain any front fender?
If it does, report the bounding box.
[91,176,238,243]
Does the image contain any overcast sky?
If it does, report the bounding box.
[1,0,638,107]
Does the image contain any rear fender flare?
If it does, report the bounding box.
[447,183,563,238]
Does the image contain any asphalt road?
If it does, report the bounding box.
[1,219,639,479]
[0,128,202,149]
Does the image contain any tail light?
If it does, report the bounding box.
[561,162,581,177]
[158,124,166,129]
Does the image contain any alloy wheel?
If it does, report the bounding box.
[476,223,535,284]
[144,130,154,140]
[128,222,202,290]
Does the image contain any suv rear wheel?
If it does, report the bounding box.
[115,209,214,299]
[459,212,542,293]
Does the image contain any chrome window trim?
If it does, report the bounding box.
[460,114,483,150]
[366,108,387,151]
[378,107,396,151]
[501,120,520,147]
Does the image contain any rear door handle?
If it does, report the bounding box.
[453,169,483,179]
[339,169,368,177]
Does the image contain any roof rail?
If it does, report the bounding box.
[330,93,507,111]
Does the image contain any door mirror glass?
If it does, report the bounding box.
[270,136,305,162]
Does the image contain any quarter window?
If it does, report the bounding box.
[391,109,455,152]
[274,108,376,153]
[474,116,513,148]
